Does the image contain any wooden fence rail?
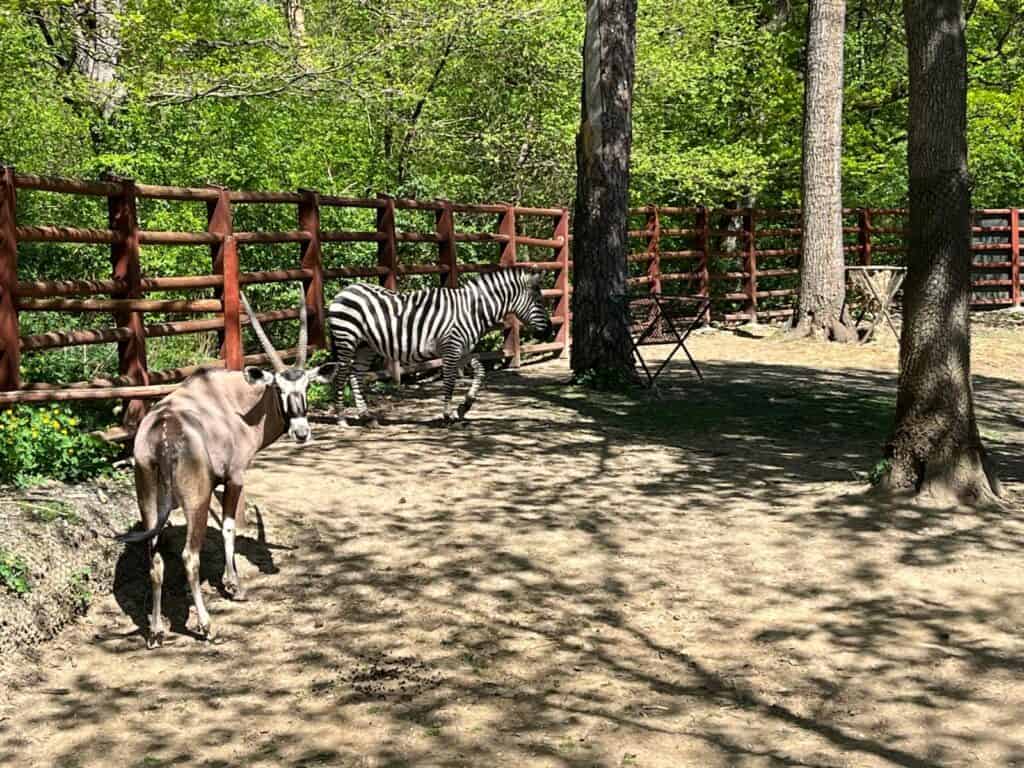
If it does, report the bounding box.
[0,168,571,424]
[626,205,1023,323]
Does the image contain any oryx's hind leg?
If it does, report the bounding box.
[221,481,246,601]
[135,463,166,649]
[180,475,215,640]
[456,357,486,420]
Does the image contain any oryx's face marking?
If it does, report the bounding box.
[245,363,340,444]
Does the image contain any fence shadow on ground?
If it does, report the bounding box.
[3,353,1023,767]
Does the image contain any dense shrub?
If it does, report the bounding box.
[0,405,118,487]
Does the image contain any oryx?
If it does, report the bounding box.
[118,289,338,647]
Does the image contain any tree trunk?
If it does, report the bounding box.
[70,0,125,120]
[882,0,1000,504]
[570,0,637,380]
[283,0,306,42]
[792,0,854,342]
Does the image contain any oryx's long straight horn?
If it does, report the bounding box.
[241,291,286,372]
[297,288,308,368]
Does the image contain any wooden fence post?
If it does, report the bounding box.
[744,208,758,322]
[696,205,711,301]
[298,189,325,348]
[221,234,242,370]
[498,205,520,368]
[859,208,873,266]
[436,201,458,288]
[553,207,571,357]
[1011,208,1021,307]
[646,205,661,296]
[107,176,149,427]
[377,195,398,291]
[376,195,399,382]
[0,167,19,393]
[207,188,233,358]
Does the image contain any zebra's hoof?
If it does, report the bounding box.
[364,416,380,429]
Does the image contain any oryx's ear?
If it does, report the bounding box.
[309,362,341,384]
[244,366,275,386]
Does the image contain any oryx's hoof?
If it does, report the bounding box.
[147,631,164,650]
[223,576,246,601]
[198,622,215,641]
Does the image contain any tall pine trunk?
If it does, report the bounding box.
[792,0,853,341]
[570,0,637,380]
[883,0,1000,503]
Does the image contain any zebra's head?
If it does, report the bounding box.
[510,270,555,340]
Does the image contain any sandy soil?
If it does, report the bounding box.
[1,326,1022,768]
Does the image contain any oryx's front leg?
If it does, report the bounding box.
[456,357,486,420]
[221,482,246,601]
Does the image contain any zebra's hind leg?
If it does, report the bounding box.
[456,357,485,420]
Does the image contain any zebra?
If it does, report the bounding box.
[326,268,554,424]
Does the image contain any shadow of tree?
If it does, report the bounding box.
[2,345,1022,767]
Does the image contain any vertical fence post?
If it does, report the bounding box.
[744,208,758,322]
[0,167,19,393]
[376,195,400,382]
[298,189,325,349]
[107,176,149,427]
[697,207,713,326]
[1011,208,1021,307]
[221,234,242,370]
[553,208,571,356]
[498,205,520,368]
[645,205,661,297]
[436,201,457,288]
[376,195,398,291]
[859,208,873,266]
[207,188,233,359]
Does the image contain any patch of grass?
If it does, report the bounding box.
[22,499,80,525]
[0,548,31,596]
[68,568,92,612]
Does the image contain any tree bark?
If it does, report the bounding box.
[882,0,1000,504]
[70,0,125,120]
[283,0,306,42]
[570,0,637,380]
[792,0,854,342]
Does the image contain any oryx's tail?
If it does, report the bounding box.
[116,416,181,544]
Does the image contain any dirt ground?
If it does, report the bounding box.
[1,324,1023,768]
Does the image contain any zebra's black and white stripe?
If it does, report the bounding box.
[326,268,553,423]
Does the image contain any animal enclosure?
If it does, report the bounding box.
[0,168,571,424]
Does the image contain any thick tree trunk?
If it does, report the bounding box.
[70,0,125,120]
[570,0,637,379]
[792,0,854,342]
[283,0,306,42]
[882,0,1000,504]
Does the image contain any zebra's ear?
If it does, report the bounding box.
[528,272,541,288]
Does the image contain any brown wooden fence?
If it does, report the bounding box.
[0,168,570,424]
[627,206,1023,322]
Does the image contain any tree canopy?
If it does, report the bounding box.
[2,0,1021,210]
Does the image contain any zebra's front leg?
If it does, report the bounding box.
[456,357,485,420]
[441,347,466,425]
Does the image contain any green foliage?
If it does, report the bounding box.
[0,548,31,596]
[869,458,893,486]
[0,406,119,487]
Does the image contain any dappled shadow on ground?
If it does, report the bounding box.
[2,339,1023,767]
